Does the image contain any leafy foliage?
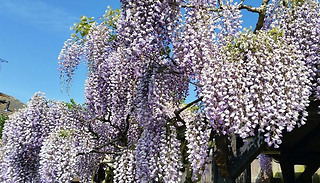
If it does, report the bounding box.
[71,16,95,39]
[0,114,8,139]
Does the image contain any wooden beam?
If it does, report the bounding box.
[214,135,231,177]
[296,162,320,183]
[279,150,295,183]
[214,133,266,179]
[228,134,266,178]
[280,100,320,150]
[290,152,320,166]
[212,158,236,183]
[291,124,320,153]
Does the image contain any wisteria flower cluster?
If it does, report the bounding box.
[39,127,100,183]
[0,93,105,183]
[201,28,311,147]
[58,39,84,89]
[264,0,320,100]
[81,1,190,181]
[113,149,136,182]
[1,93,50,182]
[184,110,211,181]
[2,0,320,182]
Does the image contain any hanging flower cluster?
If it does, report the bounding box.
[173,0,219,80]
[264,0,320,100]
[39,128,100,183]
[38,100,104,183]
[113,149,136,183]
[159,125,183,183]
[184,112,211,181]
[201,29,311,147]
[58,39,84,89]
[82,1,189,180]
[0,93,106,183]
[0,93,50,182]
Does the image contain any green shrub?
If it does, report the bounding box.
[0,114,8,139]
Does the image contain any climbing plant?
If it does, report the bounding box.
[1,0,320,182]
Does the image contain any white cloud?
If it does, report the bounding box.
[0,0,77,32]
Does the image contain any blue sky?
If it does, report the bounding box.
[0,0,121,104]
[0,0,259,104]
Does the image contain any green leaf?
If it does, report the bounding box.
[58,128,76,138]
[0,114,8,139]
[80,15,88,22]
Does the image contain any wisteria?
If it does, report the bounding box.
[173,0,218,80]
[58,39,84,89]
[184,111,211,181]
[159,125,182,183]
[39,128,100,183]
[259,154,273,182]
[134,128,163,182]
[201,28,311,147]
[264,0,320,100]
[113,149,136,183]
[0,93,50,182]
[0,94,106,183]
[38,100,104,183]
[1,0,320,182]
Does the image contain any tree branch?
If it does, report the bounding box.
[118,110,133,147]
[172,96,203,126]
[180,3,222,12]
[123,109,134,135]
[95,137,122,150]
[96,114,122,133]
[218,0,222,8]
[88,123,100,140]
[189,81,203,87]
[239,5,261,13]
[174,96,203,116]
[239,0,271,32]
[181,4,196,9]
[77,150,122,156]
[177,0,271,33]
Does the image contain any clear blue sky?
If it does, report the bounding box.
[0,0,258,104]
[0,0,121,104]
